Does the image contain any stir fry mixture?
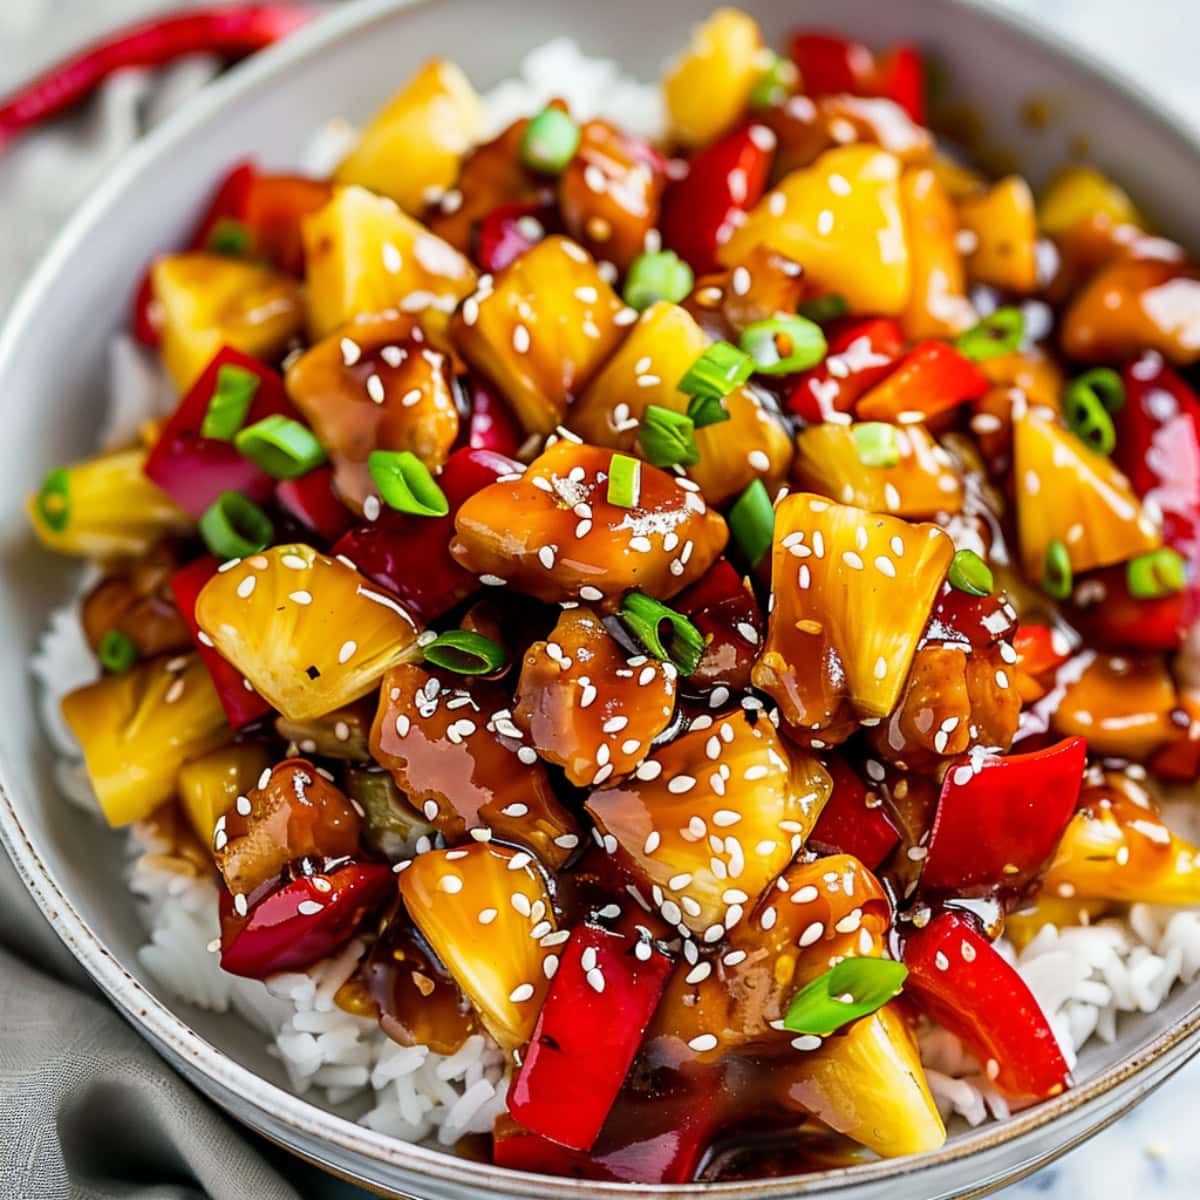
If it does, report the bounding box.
[29,9,1200,1183]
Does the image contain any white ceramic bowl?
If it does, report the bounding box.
[3,2,1200,1197]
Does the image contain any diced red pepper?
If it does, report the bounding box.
[925,582,1018,652]
[789,32,926,125]
[332,447,520,623]
[673,559,762,690]
[509,925,671,1151]
[170,555,272,729]
[855,340,989,423]
[808,757,900,870]
[1012,624,1072,679]
[475,201,551,274]
[219,861,393,980]
[660,125,773,276]
[921,738,1087,896]
[785,317,905,422]
[143,346,298,517]
[241,173,333,275]
[1151,691,1200,783]
[275,465,354,544]
[903,912,1071,1102]
[466,377,525,458]
[1070,564,1187,653]
[875,44,926,125]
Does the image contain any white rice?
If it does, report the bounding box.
[25,35,1200,1160]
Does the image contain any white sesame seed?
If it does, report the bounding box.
[688,1034,718,1052]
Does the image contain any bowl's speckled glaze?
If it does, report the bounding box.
[3,2,1200,1196]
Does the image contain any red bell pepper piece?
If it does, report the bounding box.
[275,465,354,545]
[143,346,298,517]
[855,339,989,423]
[475,201,552,274]
[785,317,904,422]
[170,555,272,729]
[241,173,332,275]
[660,125,773,276]
[926,582,1018,652]
[1070,564,1187,652]
[808,758,900,870]
[332,447,520,623]
[1012,624,1072,679]
[509,925,671,1151]
[673,559,762,690]
[466,378,525,458]
[789,32,926,125]
[903,912,1071,1102]
[1151,692,1200,782]
[921,738,1087,896]
[875,44,926,125]
[219,861,393,980]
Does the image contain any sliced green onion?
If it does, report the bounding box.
[97,629,137,674]
[234,415,327,480]
[199,491,274,559]
[1068,367,1125,415]
[201,364,260,441]
[1042,538,1073,600]
[678,341,753,401]
[797,293,849,323]
[1127,547,1187,599]
[423,630,505,675]
[783,958,909,1037]
[948,548,994,597]
[619,591,705,676]
[207,218,252,256]
[955,307,1025,361]
[36,466,70,533]
[852,422,900,469]
[367,450,449,517]
[749,52,799,109]
[728,478,775,569]
[638,405,700,468]
[623,250,694,311]
[1064,381,1116,456]
[739,315,827,376]
[607,453,642,508]
[520,107,580,175]
[686,393,731,429]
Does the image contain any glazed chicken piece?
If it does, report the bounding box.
[449,440,729,605]
[683,245,808,339]
[586,711,832,938]
[450,235,626,436]
[398,842,558,1050]
[752,493,954,744]
[286,314,459,513]
[513,606,677,787]
[370,663,581,869]
[212,757,362,898]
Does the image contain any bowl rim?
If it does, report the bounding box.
[3,0,1200,1195]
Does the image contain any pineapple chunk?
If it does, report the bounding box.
[178,742,273,843]
[335,59,481,212]
[302,186,478,338]
[61,655,230,827]
[719,146,911,316]
[1038,165,1143,237]
[450,235,625,436]
[450,440,729,605]
[792,423,963,519]
[956,176,1038,294]
[753,493,954,737]
[195,543,422,721]
[586,712,831,937]
[151,253,304,393]
[28,447,191,558]
[398,843,557,1050]
[663,8,763,148]
[900,166,975,339]
[286,315,458,513]
[1013,407,1160,580]
[569,301,793,505]
[1052,653,1176,759]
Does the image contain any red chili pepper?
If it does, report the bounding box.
[789,32,926,125]
[1070,565,1186,652]
[785,317,904,422]
[673,559,762,690]
[660,125,773,276]
[219,861,393,980]
[466,377,525,458]
[275,465,354,544]
[332,447,520,623]
[921,738,1087,896]
[0,7,310,150]
[144,346,298,517]
[171,555,272,728]
[509,925,671,1151]
[855,340,989,423]
[903,912,1071,1102]
[808,758,899,870]
[242,173,334,275]
[475,201,552,274]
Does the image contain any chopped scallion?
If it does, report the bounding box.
[1042,538,1073,600]
[36,466,70,533]
[749,53,799,109]
[1064,379,1116,456]
[201,364,260,441]
[520,107,581,175]
[728,478,775,569]
[955,307,1025,361]
[367,450,449,517]
[852,422,900,469]
[739,315,827,376]
[606,453,642,508]
[623,250,694,311]
[678,341,753,401]
[234,414,327,479]
[97,629,137,674]
[423,630,505,675]
[619,591,705,676]
[686,393,731,429]
[638,405,700,468]
[948,548,994,597]
[783,958,909,1037]
[207,219,252,257]
[1127,547,1187,599]
[797,293,849,323]
[198,491,274,560]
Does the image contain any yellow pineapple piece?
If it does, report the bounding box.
[900,165,975,339]
[178,742,274,843]
[1038,165,1143,237]
[956,176,1038,294]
